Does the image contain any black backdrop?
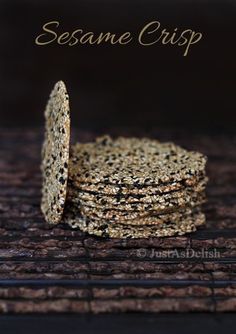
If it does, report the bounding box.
[1,0,236,132]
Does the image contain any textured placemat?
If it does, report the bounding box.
[0,128,235,313]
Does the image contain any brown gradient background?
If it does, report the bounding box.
[0,0,236,132]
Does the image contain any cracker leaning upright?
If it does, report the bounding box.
[41,81,70,224]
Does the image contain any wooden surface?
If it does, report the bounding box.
[0,128,236,313]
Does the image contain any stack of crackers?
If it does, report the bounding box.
[41,81,208,239]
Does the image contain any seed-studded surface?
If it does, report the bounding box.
[73,192,205,222]
[73,175,201,195]
[69,192,205,214]
[69,136,207,185]
[41,81,70,224]
[64,209,205,238]
[63,205,203,226]
[0,129,236,313]
[39,83,206,235]
[68,179,207,208]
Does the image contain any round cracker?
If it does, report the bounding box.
[69,192,206,221]
[67,179,207,207]
[64,205,201,226]
[41,81,70,224]
[68,175,205,195]
[63,210,205,239]
[71,192,205,214]
[69,136,207,186]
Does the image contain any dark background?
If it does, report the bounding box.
[1,0,236,132]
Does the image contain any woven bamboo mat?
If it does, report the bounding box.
[0,128,235,313]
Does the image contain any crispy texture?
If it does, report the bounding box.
[68,191,206,220]
[41,81,70,224]
[69,136,207,186]
[70,180,185,195]
[64,205,201,226]
[40,82,208,239]
[63,209,205,238]
[71,191,205,213]
[67,178,207,206]
[69,175,204,195]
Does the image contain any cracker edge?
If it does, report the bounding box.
[41,80,70,224]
